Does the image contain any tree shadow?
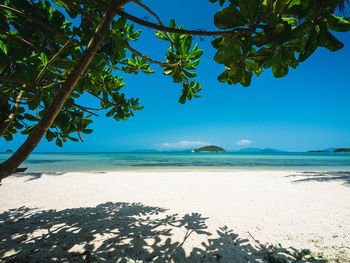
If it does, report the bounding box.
[0,202,327,262]
[11,172,66,182]
[288,171,350,186]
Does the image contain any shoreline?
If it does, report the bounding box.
[9,167,350,174]
[1,170,350,262]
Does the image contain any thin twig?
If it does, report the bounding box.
[60,0,100,24]
[0,76,58,87]
[0,76,38,87]
[0,31,41,52]
[114,9,254,36]
[73,103,102,114]
[125,42,177,67]
[93,0,254,36]
[104,59,121,70]
[131,0,173,44]
[36,38,73,84]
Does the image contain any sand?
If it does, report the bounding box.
[0,170,349,262]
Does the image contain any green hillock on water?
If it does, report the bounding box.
[193,145,226,153]
[334,148,350,152]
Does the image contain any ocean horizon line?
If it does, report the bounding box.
[2,151,350,154]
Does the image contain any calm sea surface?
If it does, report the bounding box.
[1,152,350,173]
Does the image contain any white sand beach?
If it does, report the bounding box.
[0,170,349,262]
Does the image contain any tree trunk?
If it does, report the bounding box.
[0,90,24,137]
[0,0,128,182]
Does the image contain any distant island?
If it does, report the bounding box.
[308,148,350,153]
[333,148,350,152]
[193,145,226,153]
[5,149,13,153]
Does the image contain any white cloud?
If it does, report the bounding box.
[236,139,253,146]
[160,140,208,149]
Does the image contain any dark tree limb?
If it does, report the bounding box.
[114,9,253,36]
[131,0,173,44]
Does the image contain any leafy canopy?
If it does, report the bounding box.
[0,0,349,147]
[211,0,350,86]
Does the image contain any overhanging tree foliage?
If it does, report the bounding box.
[0,0,349,180]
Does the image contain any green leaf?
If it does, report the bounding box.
[265,49,289,78]
[155,31,168,40]
[245,61,262,76]
[39,53,48,66]
[272,62,288,78]
[240,69,253,87]
[164,68,174,75]
[214,7,246,29]
[0,40,7,55]
[273,0,289,14]
[82,129,93,134]
[291,22,313,39]
[189,49,203,60]
[181,35,192,55]
[45,130,55,142]
[247,47,274,63]
[68,136,79,142]
[237,0,260,22]
[327,14,350,32]
[24,113,37,122]
[319,25,344,52]
[56,137,63,147]
[298,29,318,62]
[172,68,183,83]
[183,69,197,78]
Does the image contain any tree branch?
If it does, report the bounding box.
[0,31,41,52]
[104,59,121,70]
[93,0,252,36]
[0,90,24,137]
[0,76,38,87]
[60,0,100,24]
[124,42,177,67]
[0,5,82,46]
[114,9,253,36]
[61,1,176,68]
[36,38,73,84]
[131,0,173,44]
[73,103,100,116]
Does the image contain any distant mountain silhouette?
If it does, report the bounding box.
[236,148,286,153]
[130,149,193,153]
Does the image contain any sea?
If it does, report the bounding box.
[1,152,350,173]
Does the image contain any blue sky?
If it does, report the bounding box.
[1,0,350,152]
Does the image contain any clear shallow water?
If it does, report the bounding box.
[1,152,350,173]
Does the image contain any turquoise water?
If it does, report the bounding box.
[1,152,350,172]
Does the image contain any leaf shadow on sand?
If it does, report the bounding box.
[288,171,350,186]
[0,202,326,263]
[11,172,66,182]
[11,171,108,183]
